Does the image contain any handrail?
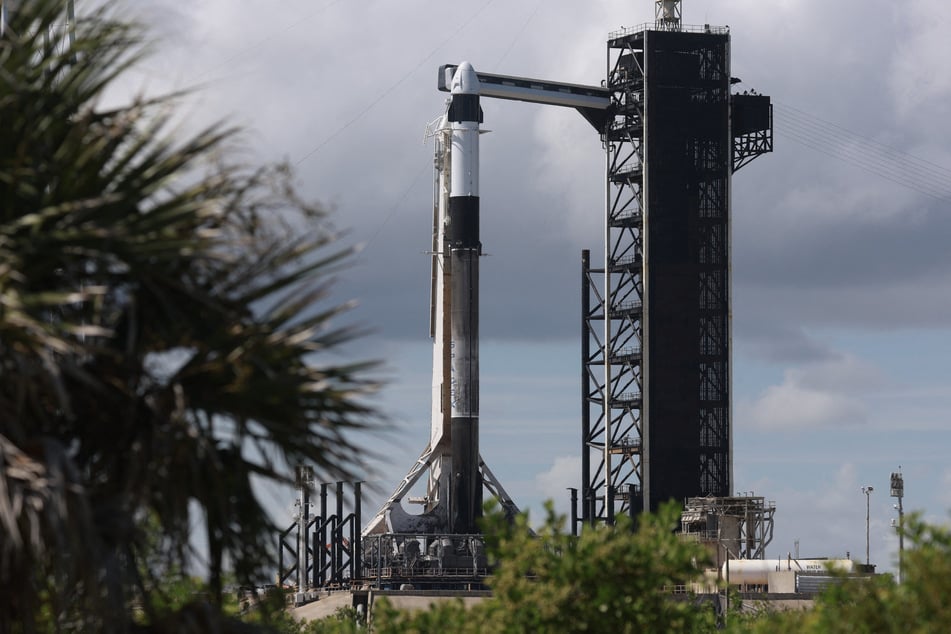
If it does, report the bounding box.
[609,23,729,40]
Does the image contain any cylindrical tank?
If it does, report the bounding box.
[723,559,855,585]
[661,0,679,20]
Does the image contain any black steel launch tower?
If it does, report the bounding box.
[581,3,772,522]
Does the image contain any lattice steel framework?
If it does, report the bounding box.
[278,480,363,590]
[581,28,648,523]
[583,24,737,522]
[689,31,732,504]
[680,495,776,560]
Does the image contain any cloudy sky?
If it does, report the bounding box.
[98,0,951,572]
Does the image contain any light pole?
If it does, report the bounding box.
[862,485,874,566]
[890,470,904,583]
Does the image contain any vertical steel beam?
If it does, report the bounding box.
[580,249,591,523]
[353,482,362,582]
[319,483,327,587]
[335,481,344,580]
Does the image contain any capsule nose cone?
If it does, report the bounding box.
[451,61,480,95]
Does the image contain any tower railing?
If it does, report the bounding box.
[609,23,728,40]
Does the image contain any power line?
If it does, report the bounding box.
[776,118,951,197]
[775,124,950,200]
[775,108,951,192]
[776,125,949,199]
[294,0,499,167]
[491,0,544,71]
[191,0,347,83]
[364,162,430,250]
[361,0,544,251]
[773,102,951,200]
[778,103,951,185]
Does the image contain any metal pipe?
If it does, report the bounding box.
[628,483,637,522]
[336,481,344,580]
[354,482,362,583]
[581,250,591,524]
[891,470,905,583]
[302,483,310,590]
[311,529,319,589]
[278,534,284,586]
[862,485,874,566]
[348,512,355,584]
[297,471,307,591]
[602,42,615,523]
[897,496,904,582]
[319,483,328,587]
[569,487,578,536]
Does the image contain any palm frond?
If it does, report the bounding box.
[0,1,381,630]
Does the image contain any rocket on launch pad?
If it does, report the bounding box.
[363,63,518,536]
[364,62,608,537]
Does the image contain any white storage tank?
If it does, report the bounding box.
[723,558,855,586]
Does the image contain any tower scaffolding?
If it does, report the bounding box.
[680,495,776,561]
[581,3,772,523]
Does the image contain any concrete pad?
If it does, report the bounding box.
[291,592,354,622]
[379,594,488,612]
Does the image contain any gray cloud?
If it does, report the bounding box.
[102,0,951,347]
[733,320,839,365]
[736,198,951,289]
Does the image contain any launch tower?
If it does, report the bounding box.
[581,1,772,522]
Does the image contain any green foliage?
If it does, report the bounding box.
[298,606,365,634]
[0,1,377,631]
[361,508,951,634]
[372,596,478,634]
[372,501,716,634]
[143,572,210,617]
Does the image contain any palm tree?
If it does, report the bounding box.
[0,1,377,630]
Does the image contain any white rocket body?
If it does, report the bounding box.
[365,63,491,536]
[365,59,607,537]
[445,62,482,534]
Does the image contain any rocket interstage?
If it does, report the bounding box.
[447,61,482,534]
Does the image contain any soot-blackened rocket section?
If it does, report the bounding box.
[447,62,482,534]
